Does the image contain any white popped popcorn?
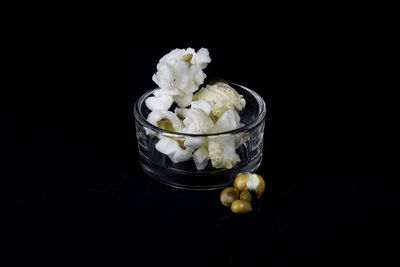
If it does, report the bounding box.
[175,107,214,134]
[183,136,204,151]
[190,100,215,115]
[246,173,261,190]
[193,82,246,118]
[192,142,210,170]
[143,48,250,170]
[145,95,174,111]
[155,137,193,163]
[211,109,242,133]
[152,48,211,108]
[208,135,241,169]
[146,110,183,132]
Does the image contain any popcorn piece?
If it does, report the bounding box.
[207,109,244,169]
[145,95,174,111]
[171,149,193,163]
[183,136,204,150]
[246,173,260,190]
[192,142,209,170]
[155,137,192,163]
[208,135,241,169]
[234,132,251,148]
[175,108,214,134]
[211,109,242,133]
[153,88,181,97]
[190,100,215,115]
[193,82,246,118]
[146,110,183,133]
[143,48,250,170]
[212,109,249,149]
[173,93,194,109]
[152,48,211,108]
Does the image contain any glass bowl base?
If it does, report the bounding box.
[139,154,262,191]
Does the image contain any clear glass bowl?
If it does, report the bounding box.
[133,83,267,190]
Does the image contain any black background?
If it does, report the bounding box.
[2,17,397,265]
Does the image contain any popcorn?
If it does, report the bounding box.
[211,109,242,133]
[208,135,241,169]
[192,142,209,170]
[246,173,260,190]
[183,136,204,150]
[152,48,211,108]
[190,100,215,115]
[142,48,251,170]
[146,110,183,133]
[155,137,193,163]
[145,95,174,111]
[175,108,214,134]
[193,82,246,118]
[234,132,251,148]
[206,109,243,169]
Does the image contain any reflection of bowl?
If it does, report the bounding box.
[133,83,267,190]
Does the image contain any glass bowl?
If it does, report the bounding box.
[133,83,267,190]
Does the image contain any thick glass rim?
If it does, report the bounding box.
[133,83,267,137]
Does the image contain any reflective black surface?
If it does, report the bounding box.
[3,32,396,265]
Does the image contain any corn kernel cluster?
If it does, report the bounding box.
[220,173,265,214]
